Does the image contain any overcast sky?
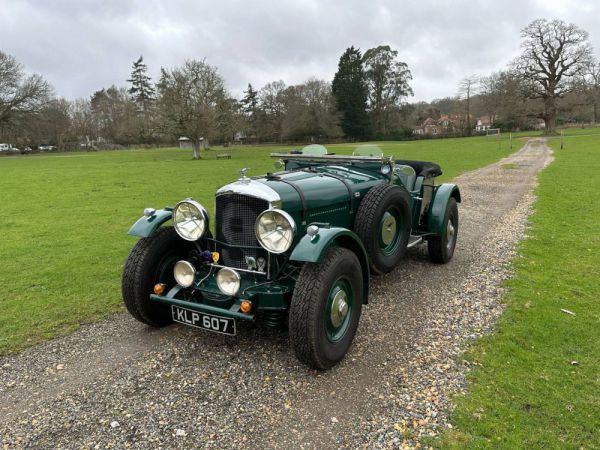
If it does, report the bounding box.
[1,0,599,102]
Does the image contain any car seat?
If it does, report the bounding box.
[395,165,417,191]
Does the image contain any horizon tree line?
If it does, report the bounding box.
[1,18,599,156]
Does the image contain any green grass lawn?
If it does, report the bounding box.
[437,134,600,448]
[0,136,518,353]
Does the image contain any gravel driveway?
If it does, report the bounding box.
[0,139,553,449]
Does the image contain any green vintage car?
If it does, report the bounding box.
[122,145,460,369]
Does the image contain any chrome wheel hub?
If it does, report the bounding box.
[446,219,455,251]
[381,213,397,246]
[330,290,349,328]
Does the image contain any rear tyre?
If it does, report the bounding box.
[428,197,459,264]
[122,226,193,327]
[289,247,363,370]
[354,184,412,274]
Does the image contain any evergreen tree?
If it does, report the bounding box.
[127,55,155,143]
[241,83,258,114]
[241,83,259,137]
[332,47,370,140]
[362,45,413,136]
[127,55,155,113]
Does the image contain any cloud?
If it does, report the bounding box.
[1,0,598,102]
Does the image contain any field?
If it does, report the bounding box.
[437,133,600,448]
[0,135,520,354]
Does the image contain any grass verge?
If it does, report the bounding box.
[436,134,600,448]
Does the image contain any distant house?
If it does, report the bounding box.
[422,117,439,135]
[475,116,492,132]
[413,115,459,136]
[438,114,454,128]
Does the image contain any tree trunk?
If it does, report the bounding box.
[465,93,471,136]
[191,141,201,160]
[544,97,557,135]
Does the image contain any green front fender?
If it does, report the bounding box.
[127,208,173,238]
[427,183,461,235]
[290,227,370,303]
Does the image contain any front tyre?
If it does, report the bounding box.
[122,226,193,327]
[289,247,364,370]
[428,197,459,264]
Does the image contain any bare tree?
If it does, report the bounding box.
[583,60,600,124]
[479,70,536,130]
[514,19,592,134]
[90,86,136,145]
[458,76,479,135]
[157,60,228,159]
[33,99,71,147]
[279,79,341,141]
[258,80,287,141]
[70,98,95,145]
[479,73,502,124]
[0,51,52,135]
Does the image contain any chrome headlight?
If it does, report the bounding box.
[216,267,241,296]
[255,209,296,254]
[174,260,196,288]
[173,199,208,241]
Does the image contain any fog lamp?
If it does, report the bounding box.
[216,267,241,296]
[174,260,196,288]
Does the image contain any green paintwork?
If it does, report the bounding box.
[290,227,363,263]
[188,268,293,311]
[156,275,289,313]
[427,183,461,235]
[290,226,370,303]
[127,208,172,237]
[260,164,384,231]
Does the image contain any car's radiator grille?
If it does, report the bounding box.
[215,193,269,269]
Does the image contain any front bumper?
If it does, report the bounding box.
[150,294,255,321]
[150,267,294,320]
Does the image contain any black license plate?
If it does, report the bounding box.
[171,305,236,336]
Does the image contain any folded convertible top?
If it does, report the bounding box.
[395,160,442,178]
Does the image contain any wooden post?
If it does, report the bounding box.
[510,132,512,150]
[561,131,564,150]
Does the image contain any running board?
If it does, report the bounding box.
[407,236,423,248]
